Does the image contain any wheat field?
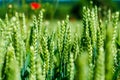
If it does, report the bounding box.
[0,6,120,80]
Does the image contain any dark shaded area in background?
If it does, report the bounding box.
[0,0,119,19]
[70,0,120,19]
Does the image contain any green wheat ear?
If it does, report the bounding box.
[72,33,79,60]
[94,19,105,80]
[0,41,9,80]
[75,53,89,80]
[68,52,74,80]
[36,53,44,80]
[4,44,20,80]
[29,46,36,80]
[22,13,27,40]
[48,33,55,80]
[41,36,50,79]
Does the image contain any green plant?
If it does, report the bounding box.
[0,5,120,80]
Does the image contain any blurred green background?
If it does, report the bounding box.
[0,0,119,19]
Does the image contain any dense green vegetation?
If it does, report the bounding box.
[0,5,120,80]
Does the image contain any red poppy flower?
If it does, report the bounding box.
[30,2,41,10]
